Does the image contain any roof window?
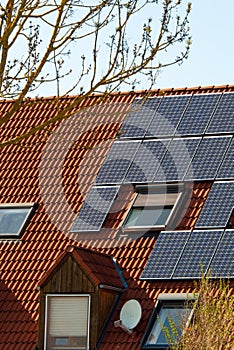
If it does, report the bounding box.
[142,294,195,350]
[123,186,181,231]
[0,203,36,238]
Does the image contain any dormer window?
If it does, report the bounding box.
[0,203,36,238]
[123,186,181,230]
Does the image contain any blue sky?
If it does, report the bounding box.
[33,1,234,96]
[157,0,234,89]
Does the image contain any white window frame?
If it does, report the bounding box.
[123,186,182,231]
[0,203,36,238]
[44,294,91,350]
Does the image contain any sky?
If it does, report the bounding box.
[156,0,234,89]
[27,0,234,96]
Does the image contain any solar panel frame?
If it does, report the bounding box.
[119,97,161,139]
[209,230,234,278]
[95,140,141,185]
[173,230,224,279]
[176,93,220,136]
[216,138,234,180]
[145,95,191,137]
[71,186,119,232]
[206,93,234,134]
[140,231,190,280]
[195,181,234,229]
[154,137,201,182]
[124,139,170,183]
[185,136,232,181]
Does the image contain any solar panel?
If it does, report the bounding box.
[145,95,191,137]
[185,136,232,180]
[71,186,119,232]
[154,138,200,182]
[209,230,234,278]
[176,94,220,135]
[216,138,234,179]
[173,230,223,279]
[95,141,140,184]
[206,93,234,134]
[119,97,161,138]
[195,182,234,229]
[124,139,170,183]
[140,231,190,280]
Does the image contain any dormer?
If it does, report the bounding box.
[37,247,126,350]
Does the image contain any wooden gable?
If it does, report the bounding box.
[38,253,122,350]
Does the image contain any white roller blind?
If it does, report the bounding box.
[134,193,178,207]
[47,295,89,337]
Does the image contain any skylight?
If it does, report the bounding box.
[0,203,36,238]
[123,186,181,231]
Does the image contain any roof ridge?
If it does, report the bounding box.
[1,84,234,103]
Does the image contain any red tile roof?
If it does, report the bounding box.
[39,246,126,290]
[0,85,234,349]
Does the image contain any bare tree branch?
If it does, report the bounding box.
[0,0,192,147]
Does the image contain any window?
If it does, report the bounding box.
[142,294,195,350]
[124,186,181,230]
[0,203,36,238]
[45,294,90,350]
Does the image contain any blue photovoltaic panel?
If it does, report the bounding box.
[124,139,170,183]
[206,93,234,134]
[209,230,234,278]
[185,136,231,180]
[95,141,140,184]
[119,97,161,138]
[154,138,200,182]
[176,94,220,135]
[145,95,191,137]
[71,186,119,232]
[140,231,190,280]
[173,230,223,279]
[196,182,234,228]
[216,138,234,179]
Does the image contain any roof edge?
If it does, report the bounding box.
[1,84,234,103]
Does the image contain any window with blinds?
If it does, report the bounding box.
[45,295,90,350]
[124,187,181,229]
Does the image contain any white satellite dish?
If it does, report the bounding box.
[120,299,142,330]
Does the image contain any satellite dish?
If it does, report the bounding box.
[120,299,142,330]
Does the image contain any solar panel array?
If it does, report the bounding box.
[206,93,234,134]
[173,230,223,278]
[185,136,231,181]
[71,186,119,232]
[72,92,234,240]
[209,230,234,278]
[120,97,161,138]
[141,229,228,280]
[154,138,200,182]
[216,138,234,179]
[145,95,191,137]
[195,182,234,228]
[176,94,220,136]
[124,139,170,183]
[95,141,140,184]
[140,231,190,279]
[119,92,234,139]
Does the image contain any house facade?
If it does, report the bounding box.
[0,85,233,350]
